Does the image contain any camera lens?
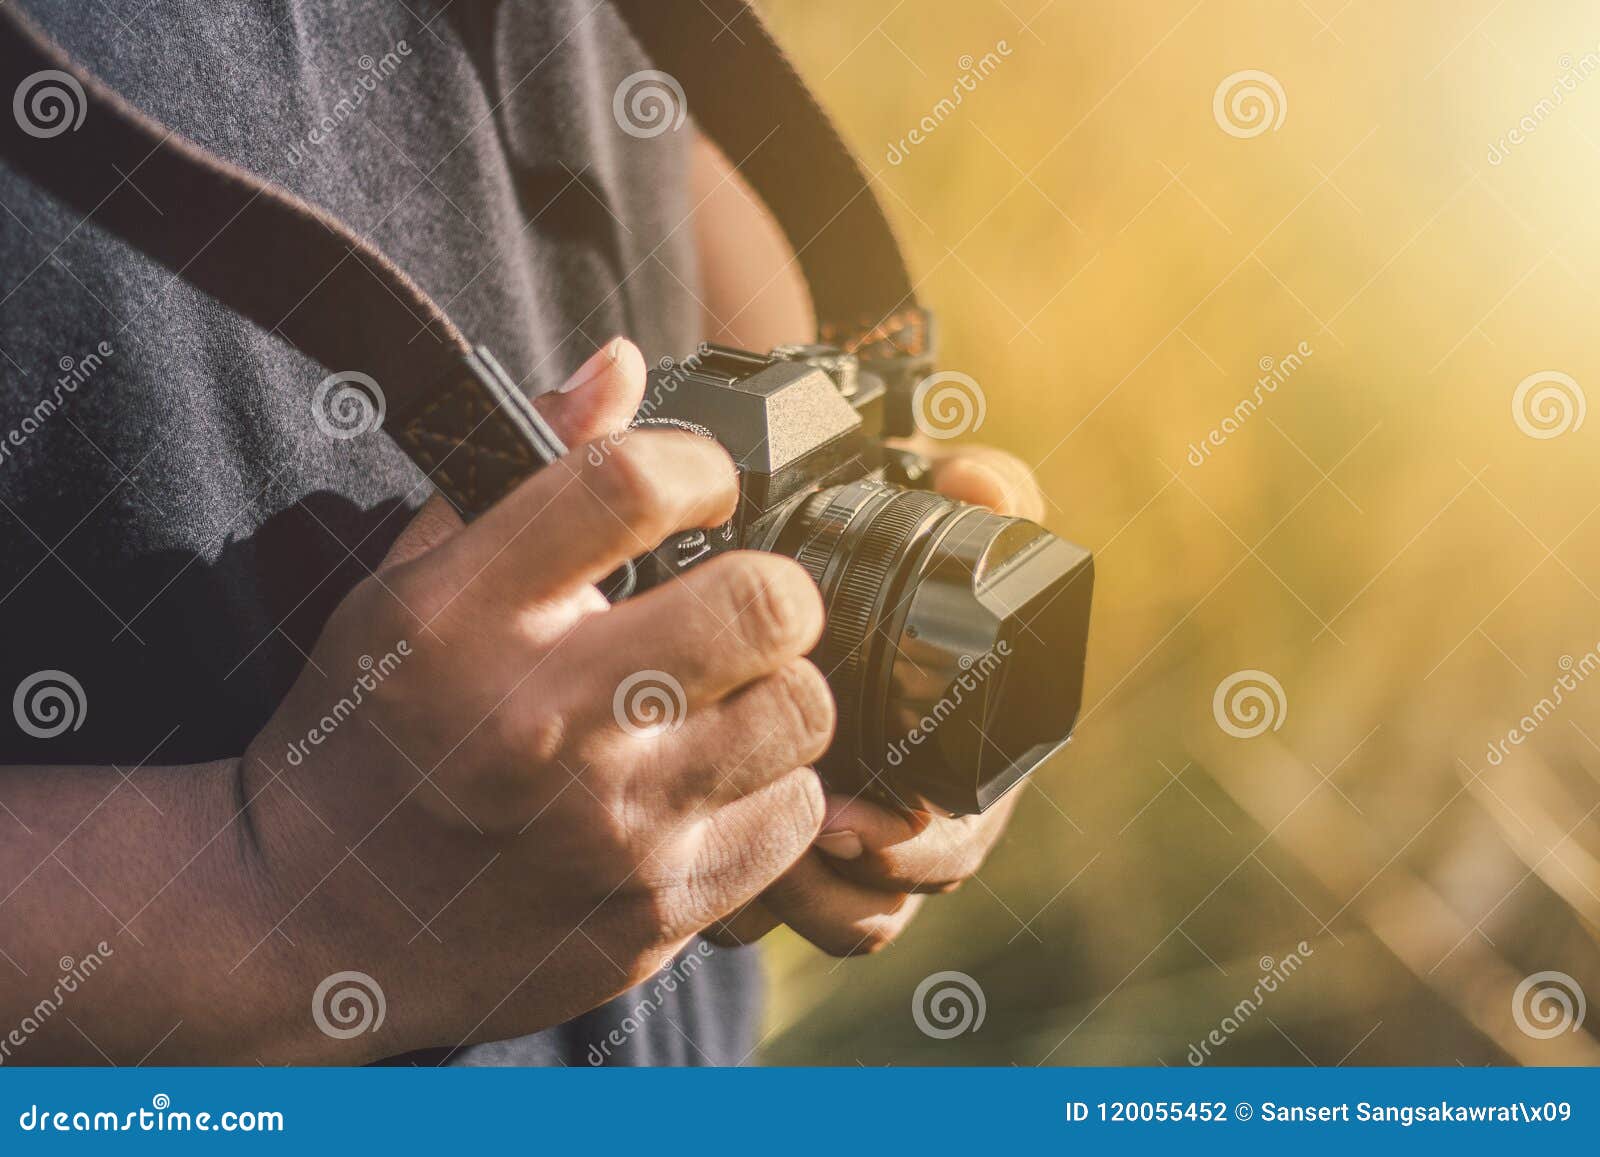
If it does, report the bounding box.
[770,479,1094,815]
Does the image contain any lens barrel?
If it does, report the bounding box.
[771,479,1093,815]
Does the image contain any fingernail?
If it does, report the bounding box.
[814,830,863,861]
[559,337,625,394]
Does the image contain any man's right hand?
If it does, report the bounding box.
[241,338,833,1059]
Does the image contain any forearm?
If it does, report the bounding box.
[0,758,349,1064]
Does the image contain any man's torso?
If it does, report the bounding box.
[0,0,758,1067]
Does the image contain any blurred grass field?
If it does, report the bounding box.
[751,0,1600,1066]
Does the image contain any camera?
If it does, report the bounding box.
[606,344,1094,816]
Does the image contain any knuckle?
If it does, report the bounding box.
[506,703,569,769]
[892,860,967,894]
[587,800,682,910]
[719,555,821,656]
[450,706,573,824]
[848,923,901,956]
[846,899,916,957]
[592,754,673,853]
[815,913,903,958]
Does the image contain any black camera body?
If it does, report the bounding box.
[613,344,1094,816]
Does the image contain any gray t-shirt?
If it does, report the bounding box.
[0,0,759,1066]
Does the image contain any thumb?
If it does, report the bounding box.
[378,338,648,574]
[533,337,648,448]
[377,493,465,573]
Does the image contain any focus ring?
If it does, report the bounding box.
[819,490,951,766]
[789,488,855,589]
[803,487,895,708]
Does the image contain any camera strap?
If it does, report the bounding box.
[0,2,927,519]
[610,0,930,366]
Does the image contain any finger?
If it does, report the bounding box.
[758,853,925,956]
[932,449,1046,522]
[533,337,648,447]
[377,493,467,573]
[580,551,824,709]
[612,660,833,812]
[382,340,645,579]
[703,899,781,947]
[686,767,825,930]
[811,792,1015,894]
[445,428,739,604]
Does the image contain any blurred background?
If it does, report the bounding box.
[752,0,1600,1065]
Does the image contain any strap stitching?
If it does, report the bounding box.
[400,427,543,468]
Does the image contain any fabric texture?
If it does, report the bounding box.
[0,0,759,1066]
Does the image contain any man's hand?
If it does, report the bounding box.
[242,338,835,1058]
[710,439,1047,956]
